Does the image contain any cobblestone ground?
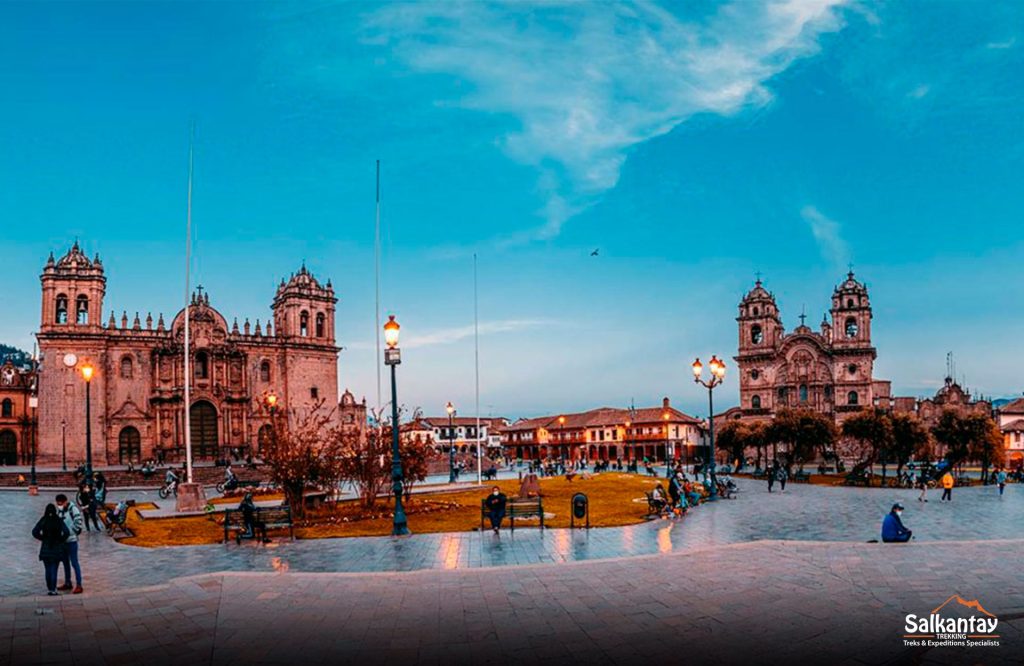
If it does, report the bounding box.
[2,481,1022,664]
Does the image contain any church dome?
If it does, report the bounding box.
[740,278,777,308]
[834,270,868,297]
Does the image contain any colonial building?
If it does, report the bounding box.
[732,272,887,425]
[503,398,703,462]
[423,416,508,454]
[997,397,1024,467]
[0,361,37,466]
[35,242,342,467]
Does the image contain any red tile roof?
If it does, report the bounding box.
[1002,418,1024,432]
[421,416,507,428]
[1000,398,1024,414]
[504,405,701,433]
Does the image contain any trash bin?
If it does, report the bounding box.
[571,492,589,529]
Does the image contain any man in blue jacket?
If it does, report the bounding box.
[881,502,912,543]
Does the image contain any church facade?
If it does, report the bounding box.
[35,242,343,467]
[730,271,891,425]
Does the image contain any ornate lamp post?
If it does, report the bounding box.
[384,315,409,536]
[80,363,95,485]
[446,401,457,483]
[692,355,726,499]
[624,420,631,468]
[557,415,566,467]
[28,346,39,494]
[663,411,671,478]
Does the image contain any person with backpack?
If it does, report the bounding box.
[55,493,84,594]
[776,463,789,493]
[32,503,70,595]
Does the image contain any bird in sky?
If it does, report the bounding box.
[590,248,599,256]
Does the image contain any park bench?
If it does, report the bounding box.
[644,491,669,516]
[843,470,871,487]
[793,470,812,483]
[223,505,294,544]
[752,468,766,478]
[480,497,545,532]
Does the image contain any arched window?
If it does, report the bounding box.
[847,391,859,406]
[799,384,809,403]
[257,424,273,452]
[753,306,759,316]
[120,355,134,379]
[190,401,218,457]
[1,399,12,418]
[750,324,763,345]
[0,430,16,465]
[259,360,271,382]
[76,295,89,324]
[118,426,141,464]
[195,351,209,380]
[847,298,854,308]
[315,312,325,337]
[845,317,858,338]
[300,311,309,337]
[751,395,761,409]
[55,295,68,324]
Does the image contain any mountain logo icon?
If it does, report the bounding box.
[931,595,996,618]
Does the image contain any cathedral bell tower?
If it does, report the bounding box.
[830,270,876,411]
[40,241,106,334]
[735,277,783,415]
[271,264,337,344]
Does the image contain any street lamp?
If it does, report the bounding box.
[80,363,95,485]
[558,415,566,468]
[383,315,409,536]
[624,420,631,468]
[663,411,671,478]
[61,418,67,472]
[692,355,726,499]
[446,401,457,483]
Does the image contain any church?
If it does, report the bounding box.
[728,271,892,425]
[33,242,362,467]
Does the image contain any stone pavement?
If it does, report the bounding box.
[2,539,1023,665]
[3,480,1023,598]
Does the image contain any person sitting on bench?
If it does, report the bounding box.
[239,493,270,543]
[483,486,507,534]
[881,503,912,543]
[650,484,668,514]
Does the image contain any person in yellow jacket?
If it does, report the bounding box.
[940,471,954,502]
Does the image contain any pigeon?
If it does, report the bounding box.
[590,249,599,256]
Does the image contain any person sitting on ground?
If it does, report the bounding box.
[483,485,507,534]
[881,502,913,543]
[239,493,270,543]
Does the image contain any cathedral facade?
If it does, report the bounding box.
[35,242,342,466]
[731,272,889,425]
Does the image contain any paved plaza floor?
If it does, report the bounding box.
[2,480,1023,664]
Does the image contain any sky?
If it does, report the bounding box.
[1,1,1022,420]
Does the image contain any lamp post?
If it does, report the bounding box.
[663,411,671,478]
[624,420,631,469]
[692,355,726,499]
[80,363,95,485]
[557,415,566,468]
[61,419,67,472]
[384,315,409,536]
[28,346,39,493]
[446,401,456,483]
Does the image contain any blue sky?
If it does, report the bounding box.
[1,1,1022,419]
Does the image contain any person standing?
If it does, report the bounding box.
[484,486,507,534]
[55,494,84,594]
[768,460,777,493]
[32,504,70,596]
[917,471,929,502]
[940,470,954,502]
[995,468,1008,497]
[777,464,788,493]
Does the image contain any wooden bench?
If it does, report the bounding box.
[843,471,871,487]
[223,505,294,544]
[793,471,812,483]
[480,497,544,532]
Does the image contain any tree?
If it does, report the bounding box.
[391,433,436,498]
[338,410,391,510]
[260,401,346,519]
[715,421,748,469]
[767,409,837,470]
[931,410,973,470]
[889,412,931,480]
[967,414,1004,483]
[841,408,894,477]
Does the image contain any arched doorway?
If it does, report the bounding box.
[0,430,15,465]
[118,426,141,464]
[257,424,273,453]
[190,401,218,458]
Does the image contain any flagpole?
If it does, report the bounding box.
[474,252,482,484]
[375,160,382,415]
[183,121,195,485]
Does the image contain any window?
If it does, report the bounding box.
[751,369,760,380]
[1,399,11,418]
[260,360,271,382]
[847,363,857,375]
[257,424,273,452]
[848,391,859,406]
[777,387,788,405]
[195,351,209,380]
[315,313,325,338]
[300,311,309,337]
[120,356,133,379]
[799,384,808,403]
[824,385,833,400]
[753,306,759,316]
[751,395,761,409]
[76,295,89,324]
[310,387,319,400]
[845,317,858,338]
[56,295,68,324]
[750,324,763,345]
[847,298,854,308]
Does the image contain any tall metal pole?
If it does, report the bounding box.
[664,423,671,479]
[708,386,717,499]
[183,121,195,483]
[85,379,93,485]
[375,161,382,413]
[390,363,409,535]
[61,419,67,472]
[474,253,481,484]
[448,410,456,484]
[29,340,38,489]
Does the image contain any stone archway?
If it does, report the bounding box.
[190,400,218,458]
[118,426,141,464]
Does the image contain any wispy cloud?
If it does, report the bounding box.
[986,36,1016,49]
[801,205,849,268]
[347,319,547,350]
[366,0,850,239]
[907,83,930,99]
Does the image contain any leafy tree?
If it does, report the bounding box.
[338,408,392,509]
[967,414,1004,483]
[767,409,837,470]
[841,408,894,477]
[931,409,975,471]
[716,420,768,470]
[889,412,931,479]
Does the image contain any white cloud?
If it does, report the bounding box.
[800,205,849,268]
[347,319,546,350]
[907,83,930,99]
[986,36,1016,49]
[366,0,850,238]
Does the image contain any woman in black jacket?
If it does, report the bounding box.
[32,503,70,595]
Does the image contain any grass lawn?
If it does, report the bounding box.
[120,473,667,548]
